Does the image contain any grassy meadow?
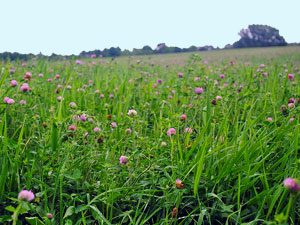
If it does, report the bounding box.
[1,46,300,224]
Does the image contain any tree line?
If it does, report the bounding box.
[0,25,298,61]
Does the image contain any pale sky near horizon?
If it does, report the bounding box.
[0,0,299,56]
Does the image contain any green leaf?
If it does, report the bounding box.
[274,212,287,224]
[5,205,15,212]
[65,169,81,180]
[193,138,207,196]
[89,205,111,225]
[0,66,9,90]
[65,219,73,225]
[25,217,45,225]
[63,206,75,219]
[0,215,12,222]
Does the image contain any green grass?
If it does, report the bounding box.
[1,46,300,224]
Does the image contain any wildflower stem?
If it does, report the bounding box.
[171,137,174,178]
[12,201,22,225]
[285,194,294,222]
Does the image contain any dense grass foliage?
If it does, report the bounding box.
[1,47,300,224]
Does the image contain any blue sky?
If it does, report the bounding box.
[0,0,299,55]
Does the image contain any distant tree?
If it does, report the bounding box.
[155,43,166,51]
[233,25,287,48]
[181,48,189,53]
[288,43,300,46]
[49,53,60,61]
[154,43,175,54]
[121,49,131,56]
[188,46,198,52]
[108,47,121,57]
[224,44,233,49]
[80,51,87,56]
[130,46,153,55]
[101,48,110,57]
[0,52,33,61]
[142,45,152,51]
[94,50,102,57]
[173,47,182,53]
[197,45,215,51]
